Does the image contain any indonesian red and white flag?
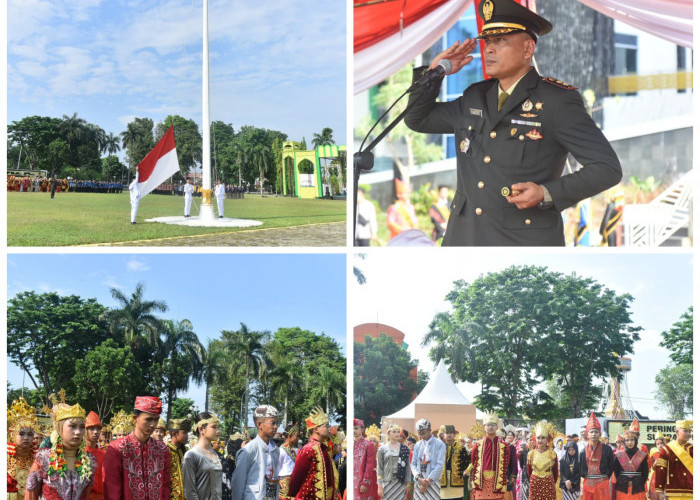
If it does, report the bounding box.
[135,125,179,200]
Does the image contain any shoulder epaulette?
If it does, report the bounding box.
[542,77,577,90]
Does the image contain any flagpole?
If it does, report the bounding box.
[199,0,215,220]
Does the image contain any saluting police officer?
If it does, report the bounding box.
[405,0,622,246]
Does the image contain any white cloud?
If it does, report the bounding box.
[127,259,150,272]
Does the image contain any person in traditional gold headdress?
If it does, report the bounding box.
[652,420,692,500]
[288,406,338,500]
[387,178,419,240]
[440,425,469,500]
[470,413,510,500]
[7,397,40,500]
[109,410,135,440]
[153,419,168,442]
[25,403,96,500]
[526,421,557,500]
[167,418,191,500]
[279,424,300,500]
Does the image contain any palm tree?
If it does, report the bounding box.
[101,282,168,349]
[105,132,121,156]
[61,112,87,149]
[224,323,270,428]
[159,319,205,422]
[312,365,345,416]
[87,124,107,155]
[268,359,299,428]
[311,127,335,149]
[252,144,271,196]
[231,143,247,187]
[202,339,228,412]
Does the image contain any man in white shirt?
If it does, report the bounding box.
[129,171,139,224]
[183,178,194,217]
[215,179,226,218]
[355,187,378,246]
[411,418,446,500]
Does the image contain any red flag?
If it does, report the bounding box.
[135,125,179,199]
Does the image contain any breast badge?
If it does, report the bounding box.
[520,113,538,118]
[526,129,543,141]
[535,102,543,111]
[522,100,534,112]
[460,138,471,153]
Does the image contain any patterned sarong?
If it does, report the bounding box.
[473,475,505,500]
[384,478,407,500]
[415,479,441,500]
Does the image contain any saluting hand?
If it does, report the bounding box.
[429,39,478,75]
[506,182,544,209]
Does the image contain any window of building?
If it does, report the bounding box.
[614,33,637,75]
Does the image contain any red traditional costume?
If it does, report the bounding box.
[627,419,651,469]
[85,412,105,500]
[103,397,171,500]
[611,436,647,500]
[646,433,665,500]
[7,397,40,500]
[579,414,614,500]
[353,419,378,500]
[652,420,692,500]
[471,414,510,500]
[387,179,419,239]
[288,407,338,500]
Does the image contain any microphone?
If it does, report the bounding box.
[408,59,453,92]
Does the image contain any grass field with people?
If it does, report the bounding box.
[8,192,346,246]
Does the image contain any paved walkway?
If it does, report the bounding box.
[96,221,346,247]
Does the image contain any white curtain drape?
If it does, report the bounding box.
[354,0,692,94]
[575,0,692,48]
[354,0,471,94]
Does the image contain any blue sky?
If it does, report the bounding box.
[352,251,693,420]
[7,0,347,153]
[7,253,347,411]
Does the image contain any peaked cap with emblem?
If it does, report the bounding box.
[477,0,552,41]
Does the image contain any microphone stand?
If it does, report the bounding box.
[353,87,423,243]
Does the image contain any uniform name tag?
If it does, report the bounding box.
[469,108,483,117]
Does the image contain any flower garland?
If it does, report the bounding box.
[48,434,93,483]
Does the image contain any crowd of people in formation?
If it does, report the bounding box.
[8,395,348,500]
[352,414,693,500]
[148,183,247,199]
[7,176,125,193]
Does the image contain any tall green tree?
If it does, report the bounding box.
[655,363,693,419]
[423,266,640,418]
[156,116,202,180]
[202,339,228,412]
[72,339,143,420]
[8,116,63,170]
[104,132,121,156]
[660,306,693,366]
[157,319,205,422]
[312,127,335,148]
[121,118,155,174]
[311,364,345,416]
[170,398,195,419]
[355,333,418,426]
[101,282,167,349]
[221,323,270,427]
[7,291,110,403]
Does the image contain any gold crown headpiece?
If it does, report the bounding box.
[482,412,500,426]
[468,423,485,439]
[196,415,220,430]
[533,420,555,439]
[8,397,40,434]
[365,424,381,442]
[230,432,247,441]
[55,403,86,422]
[305,406,329,430]
[676,419,692,431]
[110,410,135,434]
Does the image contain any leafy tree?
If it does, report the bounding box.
[300,137,308,150]
[47,139,69,180]
[156,116,202,180]
[102,155,127,181]
[230,125,287,187]
[660,306,692,366]
[655,363,693,419]
[121,118,155,174]
[423,266,640,418]
[310,364,345,416]
[210,121,236,182]
[202,339,228,412]
[8,116,63,170]
[72,339,143,420]
[7,291,111,403]
[355,333,418,426]
[417,369,429,393]
[170,398,196,419]
[267,359,299,428]
[156,319,205,422]
[60,112,87,150]
[7,384,46,411]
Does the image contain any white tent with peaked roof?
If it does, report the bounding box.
[381,359,478,437]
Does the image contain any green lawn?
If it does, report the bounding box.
[8,192,346,246]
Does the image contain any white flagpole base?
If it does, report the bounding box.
[198,202,216,222]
